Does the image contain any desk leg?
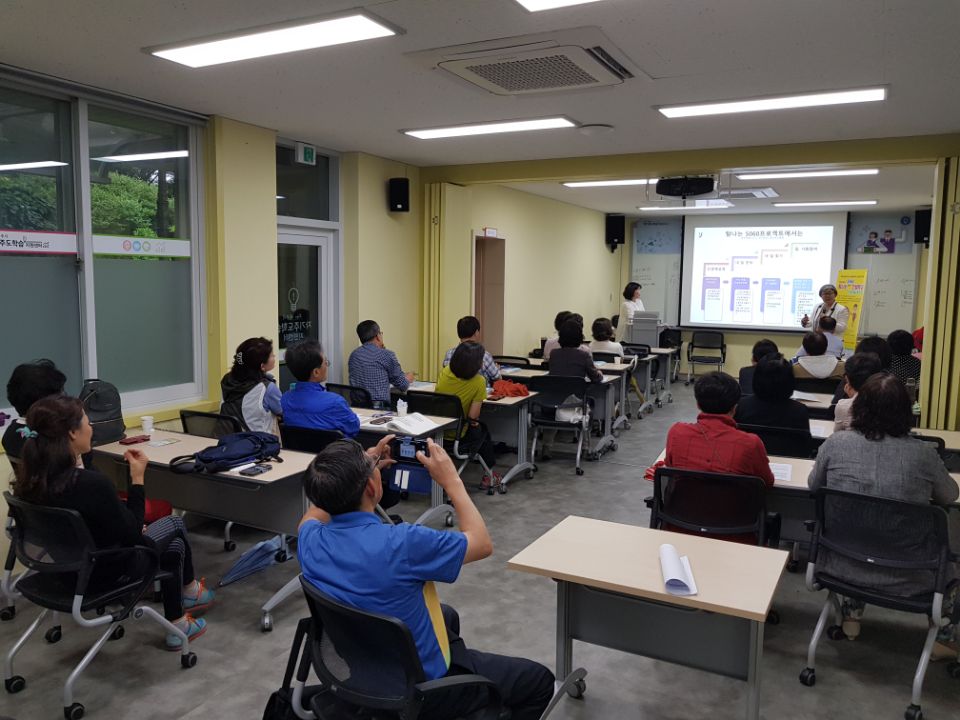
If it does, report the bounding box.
[662,351,674,404]
[500,401,534,487]
[431,429,445,509]
[745,620,763,720]
[612,374,629,432]
[556,581,573,681]
[636,360,653,415]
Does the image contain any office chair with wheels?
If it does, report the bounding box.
[737,424,816,459]
[685,331,726,385]
[2,492,196,720]
[492,355,531,368]
[1,460,22,622]
[528,376,591,476]
[799,488,958,720]
[324,383,374,410]
[179,410,246,552]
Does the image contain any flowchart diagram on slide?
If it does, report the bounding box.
[689,227,835,329]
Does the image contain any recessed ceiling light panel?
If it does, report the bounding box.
[737,169,879,180]
[659,88,886,118]
[404,117,576,140]
[515,0,610,11]
[638,200,734,212]
[773,200,878,207]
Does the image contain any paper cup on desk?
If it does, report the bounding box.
[139,416,154,434]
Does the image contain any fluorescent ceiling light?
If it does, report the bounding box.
[638,200,734,212]
[659,88,886,119]
[774,200,877,207]
[0,161,67,172]
[515,0,610,11]
[563,179,655,188]
[95,150,189,162]
[405,117,575,140]
[149,14,396,68]
[276,195,286,200]
[737,169,879,180]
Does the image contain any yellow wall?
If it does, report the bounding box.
[340,153,422,375]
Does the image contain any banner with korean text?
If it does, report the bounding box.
[837,268,868,349]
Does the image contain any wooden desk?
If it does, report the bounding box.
[509,516,786,720]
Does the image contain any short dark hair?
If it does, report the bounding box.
[851,373,913,440]
[449,341,484,380]
[553,311,572,332]
[887,329,915,356]
[6,359,67,416]
[230,337,273,382]
[855,336,892,369]
[843,352,882,392]
[568,313,584,327]
[802,332,828,357]
[818,316,837,333]
[558,320,585,348]
[302,440,374,515]
[456,316,480,340]
[751,339,779,364]
[752,353,795,401]
[284,340,325,382]
[591,317,615,342]
[693,372,741,414]
[623,282,642,301]
[356,320,381,344]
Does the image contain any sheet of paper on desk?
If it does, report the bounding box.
[810,424,829,438]
[791,391,820,402]
[148,438,180,447]
[410,381,433,388]
[770,463,793,482]
[499,366,519,373]
[659,543,698,596]
[594,360,607,367]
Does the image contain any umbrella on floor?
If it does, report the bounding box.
[218,534,286,586]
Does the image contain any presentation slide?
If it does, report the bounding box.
[680,214,846,332]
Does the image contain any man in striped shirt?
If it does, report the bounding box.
[442,316,500,386]
[348,320,414,407]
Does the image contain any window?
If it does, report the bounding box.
[276,145,330,220]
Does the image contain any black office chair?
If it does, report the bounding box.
[590,351,621,364]
[404,391,502,494]
[299,578,503,720]
[2,492,196,720]
[492,355,530,368]
[278,424,344,454]
[685,331,726,385]
[738,424,815,459]
[179,410,245,551]
[1,460,21,622]
[325,382,375,409]
[528,376,591,476]
[793,377,842,395]
[799,488,959,720]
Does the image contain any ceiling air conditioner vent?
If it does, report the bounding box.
[719,187,781,199]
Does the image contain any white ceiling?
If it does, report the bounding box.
[505,162,937,215]
[2,1,959,167]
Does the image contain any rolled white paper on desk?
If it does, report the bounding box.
[659,543,699,596]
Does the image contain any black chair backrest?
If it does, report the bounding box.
[278,424,344,454]
[793,377,841,394]
[528,375,588,420]
[325,383,374,410]
[3,491,95,574]
[300,577,424,712]
[180,410,243,439]
[492,355,530,367]
[911,433,948,458]
[404,391,464,435]
[591,351,622,364]
[659,328,682,349]
[622,343,650,358]
[811,488,950,595]
[651,467,768,543]
[690,331,724,350]
[738,424,814,458]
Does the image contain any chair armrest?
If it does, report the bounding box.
[643,496,654,509]
[416,674,502,720]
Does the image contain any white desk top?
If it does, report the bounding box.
[95,429,315,485]
[353,407,457,435]
[411,382,536,407]
[809,420,960,450]
[527,357,645,372]
[508,515,786,622]
[500,367,617,384]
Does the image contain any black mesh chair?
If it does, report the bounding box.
[300,577,502,720]
[685,331,726,385]
[528,376,591,476]
[910,433,960,470]
[737,424,815,459]
[278,424,344,454]
[325,383,375,410]
[492,355,530,368]
[180,410,245,551]
[1,463,22,621]
[2,492,196,720]
[404,391,502,494]
[799,488,958,720]
[793,377,842,394]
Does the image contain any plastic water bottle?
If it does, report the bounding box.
[396,399,408,417]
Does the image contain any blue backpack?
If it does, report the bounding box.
[170,432,282,474]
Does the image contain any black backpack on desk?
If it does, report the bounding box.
[79,379,125,446]
[169,432,282,474]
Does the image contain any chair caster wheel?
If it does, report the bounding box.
[45,625,63,643]
[786,559,800,573]
[525,469,534,479]
[947,660,960,679]
[109,624,124,641]
[5,674,26,693]
[567,678,586,698]
[799,668,815,686]
[444,513,455,528]
[274,550,288,563]
[610,442,618,452]
[498,484,508,495]
[532,464,539,473]
[224,540,236,552]
[656,401,663,408]
[400,491,409,501]
[904,704,923,720]
[486,487,494,496]
[576,468,584,476]
[827,625,846,641]
[181,651,198,669]
[766,610,780,625]
[626,412,632,419]
[0,606,14,621]
[261,614,273,632]
[64,702,85,720]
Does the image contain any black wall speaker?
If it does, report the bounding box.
[388,178,410,212]
[915,209,931,244]
[655,176,715,198]
[605,214,626,248]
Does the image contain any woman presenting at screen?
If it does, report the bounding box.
[615,282,644,342]
[802,283,849,335]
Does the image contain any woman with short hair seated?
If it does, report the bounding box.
[888,328,922,386]
[808,373,959,652]
[734,353,810,430]
[588,317,624,356]
[15,395,215,649]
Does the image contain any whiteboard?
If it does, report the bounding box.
[631,217,682,325]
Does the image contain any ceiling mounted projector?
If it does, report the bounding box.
[655,176,716,198]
